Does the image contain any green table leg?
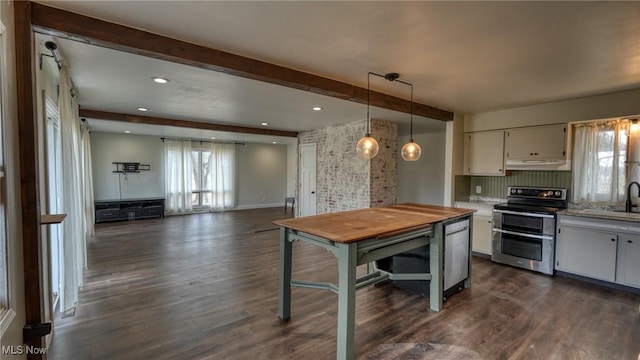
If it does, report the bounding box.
[278,227,292,320]
[336,242,357,360]
[429,222,443,312]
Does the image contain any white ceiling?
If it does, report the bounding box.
[35,1,640,143]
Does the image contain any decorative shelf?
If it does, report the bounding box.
[41,213,67,224]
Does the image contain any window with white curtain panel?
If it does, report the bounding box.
[164,139,193,214]
[205,142,235,210]
[572,119,628,204]
[166,140,235,213]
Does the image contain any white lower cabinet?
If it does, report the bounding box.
[617,234,640,288]
[556,214,640,288]
[472,214,492,255]
[556,225,617,282]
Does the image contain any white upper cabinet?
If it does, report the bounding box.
[463,130,505,176]
[505,124,570,170]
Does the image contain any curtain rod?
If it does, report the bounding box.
[40,41,61,70]
[41,41,78,99]
[160,137,245,145]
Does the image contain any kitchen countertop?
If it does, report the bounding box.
[454,198,503,216]
[274,203,475,243]
[559,208,640,222]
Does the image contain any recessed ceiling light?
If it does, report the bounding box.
[261,122,269,126]
[124,130,131,134]
[152,77,169,84]
[313,106,322,111]
[272,141,277,144]
[137,107,148,112]
[211,137,216,139]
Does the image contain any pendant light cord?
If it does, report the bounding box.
[409,83,413,142]
[367,72,413,140]
[366,72,372,136]
[395,79,413,141]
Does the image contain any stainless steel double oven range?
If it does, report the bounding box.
[492,186,568,275]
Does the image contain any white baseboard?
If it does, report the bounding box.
[233,203,283,210]
[165,203,284,216]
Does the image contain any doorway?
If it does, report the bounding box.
[299,143,317,216]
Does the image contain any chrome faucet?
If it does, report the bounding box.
[625,181,640,212]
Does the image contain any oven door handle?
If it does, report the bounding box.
[493,209,555,219]
[492,228,554,241]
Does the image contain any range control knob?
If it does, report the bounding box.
[517,189,523,194]
[511,189,517,194]
[554,191,561,197]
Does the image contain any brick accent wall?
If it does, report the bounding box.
[370,118,398,207]
[298,119,397,214]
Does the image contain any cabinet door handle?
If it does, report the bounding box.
[534,152,538,155]
[611,238,616,242]
[628,240,633,243]
[530,153,533,156]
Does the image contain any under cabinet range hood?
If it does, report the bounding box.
[505,158,571,170]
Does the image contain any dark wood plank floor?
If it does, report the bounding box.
[48,208,640,359]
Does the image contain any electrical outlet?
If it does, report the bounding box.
[475,185,482,194]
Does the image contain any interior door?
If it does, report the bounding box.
[299,143,316,217]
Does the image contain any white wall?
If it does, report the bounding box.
[286,142,297,197]
[90,133,164,200]
[444,114,465,206]
[465,89,640,132]
[397,131,447,205]
[236,143,287,208]
[90,133,288,208]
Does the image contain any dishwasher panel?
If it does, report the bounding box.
[444,219,470,291]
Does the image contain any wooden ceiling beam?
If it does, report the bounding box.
[79,109,299,138]
[31,2,453,122]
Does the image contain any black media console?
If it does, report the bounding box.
[95,198,165,223]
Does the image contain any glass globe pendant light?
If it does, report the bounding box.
[356,72,379,159]
[356,135,379,159]
[401,140,421,161]
[401,83,421,161]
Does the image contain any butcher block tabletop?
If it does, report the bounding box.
[273,203,475,243]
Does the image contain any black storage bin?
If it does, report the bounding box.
[377,245,431,297]
[119,206,142,220]
[96,208,120,222]
[142,205,163,217]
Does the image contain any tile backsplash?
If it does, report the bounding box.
[468,171,572,199]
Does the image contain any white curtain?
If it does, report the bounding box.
[164,139,193,213]
[572,120,627,204]
[59,67,85,315]
[82,125,94,240]
[208,143,236,210]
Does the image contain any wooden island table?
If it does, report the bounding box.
[274,203,475,360]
